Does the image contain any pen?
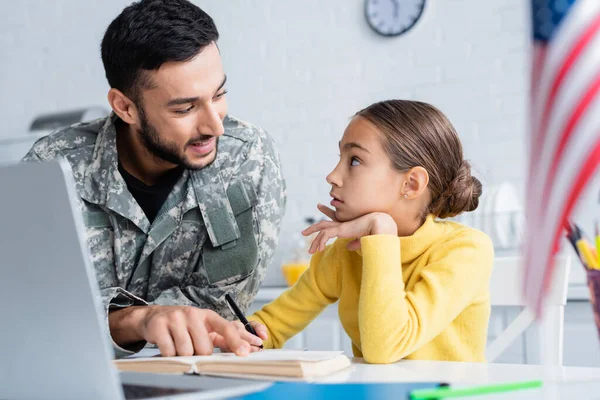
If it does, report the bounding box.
[596,221,600,267]
[225,293,263,349]
[572,222,599,270]
[566,221,600,269]
[576,239,598,269]
[566,222,587,267]
[409,380,542,399]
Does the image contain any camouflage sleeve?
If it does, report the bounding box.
[22,147,43,162]
[104,289,148,358]
[149,127,286,316]
[22,147,149,359]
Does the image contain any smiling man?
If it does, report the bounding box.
[22,0,286,358]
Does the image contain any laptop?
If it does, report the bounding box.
[0,160,267,400]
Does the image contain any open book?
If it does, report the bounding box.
[115,350,351,380]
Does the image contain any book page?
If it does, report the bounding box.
[225,350,345,362]
[119,350,345,365]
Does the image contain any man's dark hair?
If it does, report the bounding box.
[101,0,219,102]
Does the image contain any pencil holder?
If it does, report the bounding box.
[586,269,600,340]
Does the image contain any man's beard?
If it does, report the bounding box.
[137,105,217,170]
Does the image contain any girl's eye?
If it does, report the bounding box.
[350,157,361,166]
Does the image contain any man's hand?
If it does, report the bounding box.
[211,320,268,353]
[302,204,398,253]
[109,305,263,357]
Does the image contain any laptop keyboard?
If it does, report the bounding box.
[122,383,201,399]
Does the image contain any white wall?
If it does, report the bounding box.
[0,0,532,285]
[0,1,118,135]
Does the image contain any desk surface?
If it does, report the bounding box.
[326,358,600,384]
[123,350,600,399]
[324,359,600,399]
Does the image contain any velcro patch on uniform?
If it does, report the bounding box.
[83,211,112,228]
[207,207,239,245]
[227,179,257,216]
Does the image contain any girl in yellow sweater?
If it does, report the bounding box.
[239,100,493,364]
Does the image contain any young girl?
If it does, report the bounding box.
[244,100,494,364]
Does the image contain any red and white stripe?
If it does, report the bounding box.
[525,0,600,314]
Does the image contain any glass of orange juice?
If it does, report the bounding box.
[282,217,318,286]
[281,262,309,286]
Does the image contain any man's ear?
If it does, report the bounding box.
[402,166,429,200]
[107,88,139,125]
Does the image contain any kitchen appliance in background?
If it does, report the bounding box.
[455,182,524,254]
[29,107,109,132]
[0,107,109,165]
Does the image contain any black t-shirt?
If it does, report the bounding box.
[118,163,184,223]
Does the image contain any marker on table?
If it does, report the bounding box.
[225,293,264,349]
[409,380,542,399]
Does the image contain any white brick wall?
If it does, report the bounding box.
[204,0,531,284]
[0,0,532,285]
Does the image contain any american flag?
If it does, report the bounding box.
[525,0,600,314]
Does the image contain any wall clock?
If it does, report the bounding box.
[365,0,426,37]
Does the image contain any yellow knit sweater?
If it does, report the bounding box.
[249,215,494,364]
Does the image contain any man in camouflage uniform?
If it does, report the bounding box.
[22,0,285,358]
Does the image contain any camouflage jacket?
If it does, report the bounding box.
[22,114,286,358]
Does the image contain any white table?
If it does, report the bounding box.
[122,350,600,399]
[320,359,600,399]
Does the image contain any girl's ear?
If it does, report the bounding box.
[402,167,429,200]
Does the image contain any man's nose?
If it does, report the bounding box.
[197,104,225,136]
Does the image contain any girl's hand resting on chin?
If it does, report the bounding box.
[302,204,398,254]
